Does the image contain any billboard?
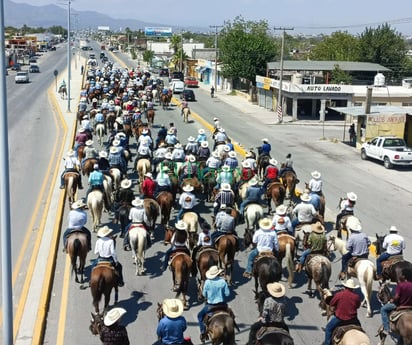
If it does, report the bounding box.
[144,27,173,37]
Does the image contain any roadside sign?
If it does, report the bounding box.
[144,27,172,37]
[53,70,58,76]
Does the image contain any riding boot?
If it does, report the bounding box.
[78,177,84,190]
[295,263,302,273]
[123,232,131,251]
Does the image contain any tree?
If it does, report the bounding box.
[219,16,277,87]
[170,48,189,71]
[169,34,181,54]
[330,65,352,84]
[143,50,155,66]
[309,31,360,61]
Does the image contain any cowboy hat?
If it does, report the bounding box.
[99,150,108,158]
[342,279,359,289]
[120,179,132,189]
[242,161,251,168]
[212,151,219,158]
[219,127,225,133]
[116,132,126,138]
[221,183,231,191]
[206,265,224,279]
[188,155,196,163]
[142,129,149,135]
[269,158,278,166]
[266,282,286,298]
[221,165,230,172]
[83,115,89,120]
[109,146,119,154]
[167,129,174,134]
[86,139,93,146]
[104,307,126,326]
[259,218,273,230]
[162,298,184,318]
[220,204,227,209]
[165,152,173,160]
[174,143,182,148]
[311,221,325,234]
[347,192,357,202]
[187,136,195,142]
[389,225,399,232]
[144,172,153,179]
[112,139,121,147]
[71,199,86,210]
[223,145,230,152]
[97,225,114,238]
[131,198,144,207]
[300,193,311,202]
[228,151,236,158]
[201,141,209,148]
[93,163,99,170]
[198,129,205,134]
[160,166,170,172]
[182,185,194,192]
[346,216,362,231]
[276,204,287,215]
[262,138,269,143]
[115,118,123,125]
[311,170,321,179]
[108,100,115,105]
[213,117,218,121]
[249,178,259,186]
[79,127,86,133]
[175,220,188,231]
[67,149,75,157]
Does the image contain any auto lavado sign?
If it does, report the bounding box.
[144,27,173,37]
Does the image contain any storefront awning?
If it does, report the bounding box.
[196,66,208,74]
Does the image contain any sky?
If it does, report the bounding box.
[9,0,412,36]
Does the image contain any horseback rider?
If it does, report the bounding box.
[62,199,92,252]
[81,139,98,170]
[204,151,221,175]
[94,111,106,135]
[279,153,295,177]
[97,150,110,173]
[108,146,126,176]
[375,225,405,281]
[163,220,190,271]
[213,183,235,215]
[258,138,271,157]
[248,282,289,345]
[85,164,111,212]
[59,79,66,91]
[213,128,227,151]
[339,216,370,280]
[165,129,179,147]
[211,205,240,251]
[195,128,208,145]
[271,204,293,235]
[184,137,198,157]
[176,185,198,221]
[239,178,264,216]
[197,141,210,163]
[74,127,89,157]
[191,222,213,262]
[100,308,130,345]
[295,221,327,273]
[93,225,125,287]
[141,172,156,199]
[262,158,279,190]
[215,165,233,191]
[323,279,362,345]
[59,149,83,190]
[157,299,190,345]
[244,151,258,174]
[197,265,230,342]
[223,151,238,171]
[243,218,279,279]
[179,155,199,182]
[155,124,167,149]
[308,170,323,196]
[238,161,256,187]
[123,198,148,251]
[291,192,318,231]
[154,166,172,197]
[336,192,357,237]
[113,179,134,226]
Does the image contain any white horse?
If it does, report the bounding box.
[109,167,122,192]
[103,174,113,208]
[328,235,375,318]
[136,158,151,183]
[87,190,104,232]
[95,123,105,146]
[129,224,147,275]
[244,203,264,231]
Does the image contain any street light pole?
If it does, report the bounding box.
[274,27,293,123]
[209,25,223,91]
[67,0,72,112]
[180,31,183,72]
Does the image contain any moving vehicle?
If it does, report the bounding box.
[15,70,30,83]
[184,76,199,88]
[180,89,196,101]
[29,65,40,73]
[171,79,185,94]
[11,63,21,71]
[361,136,412,169]
[170,71,184,81]
[29,57,37,63]
[159,68,169,77]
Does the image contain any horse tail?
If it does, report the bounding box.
[320,262,330,289]
[285,242,294,287]
[70,238,81,275]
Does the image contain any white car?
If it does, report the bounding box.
[15,71,30,83]
[171,80,184,94]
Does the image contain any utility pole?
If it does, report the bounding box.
[274,26,293,123]
[180,31,183,72]
[209,25,223,92]
[66,0,72,112]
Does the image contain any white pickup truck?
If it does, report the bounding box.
[360,136,412,169]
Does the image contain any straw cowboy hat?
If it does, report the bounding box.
[86,139,93,146]
[347,192,357,202]
[188,155,196,163]
[182,185,194,193]
[120,179,132,189]
[99,150,108,158]
[162,298,184,318]
[266,282,286,298]
[104,307,126,326]
[144,172,153,179]
[276,204,287,215]
[221,183,232,191]
[346,216,362,231]
[223,145,231,152]
[220,204,227,209]
[188,136,195,142]
[228,151,236,158]
[212,151,219,158]
[198,129,205,134]
[213,117,218,121]
[259,218,273,230]
[389,225,399,232]
[131,198,144,207]
[97,225,114,238]
[300,193,311,202]
[201,141,209,148]
[311,170,321,179]
[67,149,75,157]
[174,143,182,149]
[342,279,359,289]
[113,139,121,147]
[242,161,251,168]
[269,158,278,166]
[206,265,224,279]
[79,127,86,133]
[71,199,86,210]
[311,221,325,234]
[175,220,188,231]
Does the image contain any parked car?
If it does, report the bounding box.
[29,57,37,63]
[159,68,169,77]
[170,71,184,81]
[171,79,185,94]
[15,70,30,83]
[29,65,40,73]
[184,76,199,88]
[49,46,56,51]
[11,63,21,71]
[180,89,196,101]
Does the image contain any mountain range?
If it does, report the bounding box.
[4,0,202,32]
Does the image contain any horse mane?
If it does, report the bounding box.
[331,236,348,255]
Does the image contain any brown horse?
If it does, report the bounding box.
[161,93,171,110]
[89,311,104,336]
[66,232,88,283]
[64,172,79,205]
[215,235,237,286]
[144,198,160,240]
[266,182,285,214]
[276,233,295,288]
[156,191,174,227]
[205,311,237,345]
[304,254,331,309]
[170,252,192,309]
[82,158,98,177]
[146,108,155,126]
[183,212,199,249]
[90,263,119,314]
[282,171,299,199]
[194,247,220,301]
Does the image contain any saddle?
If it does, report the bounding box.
[382,255,404,279]
[169,250,190,266]
[254,251,274,265]
[305,253,327,270]
[128,223,146,232]
[332,323,363,344]
[63,170,80,178]
[256,326,290,340]
[277,232,295,240]
[215,233,237,244]
[95,261,115,270]
[204,306,234,326]
[389,308,412,323]
[348,256,368,268]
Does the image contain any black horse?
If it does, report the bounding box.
[253,254,282,298]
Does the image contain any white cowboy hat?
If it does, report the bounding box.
[109,146,119,154]
[187,136,195,142]
[144,172,153,179]
[228,151,236,158]
[213,117,218,121]
[201,141,209,148]
[219,128,225,133]
[115,117,124,125]
[108,100,115,105]
[346,216,362,231]
[131,198,144,207]
[245,152,253,158]
[167,129,174,134]
[342,279,359,289]
[165,152,173,160]
[249,178,259,186]
[206,265,224,279]
[120,179,132,189]
[300,193,311,202]
[212,151,219,158]
[174,143,182,149]
[311,170,321,179]
[79,127,86,133]
[389,225,399,232]
[259,218,273,230]
[266,282,286,298]
[83,115,89,120]
[104,307,126,326]
[269,158,278,166]
[261,138,269,143]
[97,225,114,238]
[221,183,232,191]
[221,165,230,172]
[223,145,230,152]
[276,204,287,215]
[311,221,325,234]
[99,150,108,158]
[71,199,86,210]
[112,139,121,147]
[347,192,357,202]
[242,161,251,168]
[162,298,184,318]
[198,129,205,134]
[93,163,99,170]
[220,204,227,209]
[142,129,149,135]
[116,132,126,138]
[182,185,194,192]
[175,220,188,231]
[86,139,93,146]
[187,155,196,163]
[67,149,75,157]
